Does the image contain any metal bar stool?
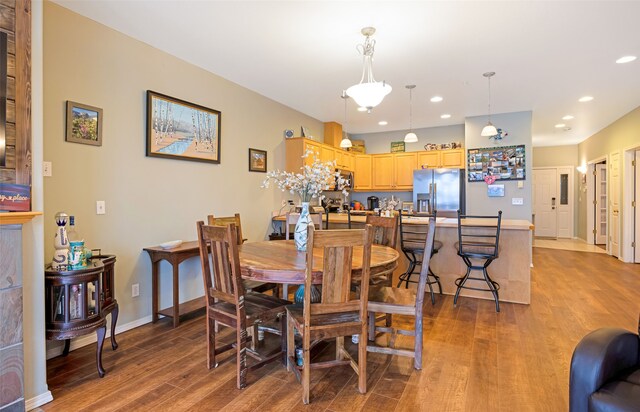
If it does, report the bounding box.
[454,210,502,312]
[397,211,442,304]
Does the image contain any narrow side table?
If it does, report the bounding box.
[143,241,204,328]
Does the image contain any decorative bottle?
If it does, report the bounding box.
[51,212,69,269]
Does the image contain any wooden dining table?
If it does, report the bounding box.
[145,239,399,327]
[238,240,400,284]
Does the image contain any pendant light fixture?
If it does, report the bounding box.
[480,71,498,137]
[404,85,418,143]
[339,91,352,148]
[346,27,392,113]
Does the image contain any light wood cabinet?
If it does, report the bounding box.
[321,146,336,164]
[394,153,417,190]
[354,155,372,190]
[417,149,464,169]
[372,154,394,189]
[286,138,323,171]
[335,150,354,170]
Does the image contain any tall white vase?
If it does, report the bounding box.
[294,202,311,251]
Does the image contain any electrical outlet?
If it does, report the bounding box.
[96,200,106,215]
[512,197,524,205]
[43,161,52,177]
[131,283,139,297]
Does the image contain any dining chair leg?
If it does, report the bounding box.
[302,333,311,404]
[358,322,367,394]
[236,325,248,389]
[368,312,376,342]
[207,314,216,369]
[414,316,423,370]
[286,314,295,372]
[336,336,344,360]
[280,314,287,366]
[385,313,392,327]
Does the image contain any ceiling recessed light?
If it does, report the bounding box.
[430,96,443,103]
[616,55,637,64]
[357,107,367,112]
[440,114,451,119]
[562,115,574,120]
[579,96,593,102]
[555,123,566,128]
[378,121,388,126]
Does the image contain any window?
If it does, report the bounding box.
[560,174,568,205]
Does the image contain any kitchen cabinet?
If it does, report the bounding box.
[372,153,416,190]
[321,146,336,164]
[335,149,353,170]
[417,149,464,169]
[285,138,323,171]
[354,155,372,190]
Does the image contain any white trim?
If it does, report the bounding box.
[46,315,152,360]
[609,151,621,259]
[586,155,608,245]
[622,145,640,263]
[26,391,53,411]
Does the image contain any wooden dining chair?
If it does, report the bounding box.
[366,216,436,370]
[208,213,278,295]
[286,223,374,404]
[196,221,290,389]
[365,214,398,286]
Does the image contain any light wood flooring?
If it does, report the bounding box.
[41,248,640,411]
[533,237,607,254]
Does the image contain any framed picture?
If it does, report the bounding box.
[66,101,103,146]
[487,184,505,197]
[390,141,405,153]
[248,148,267,172]
[146,91,221,163]
[467,144,526,182]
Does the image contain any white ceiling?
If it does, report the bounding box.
[53,1,640,147]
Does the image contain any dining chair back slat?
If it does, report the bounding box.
[365,215,398,249]
[208,213,244,245]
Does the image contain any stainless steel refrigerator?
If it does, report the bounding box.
[413,169,465,217]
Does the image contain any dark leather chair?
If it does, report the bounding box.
[569,318,640,412]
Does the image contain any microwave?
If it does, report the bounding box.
[335,169,353,191]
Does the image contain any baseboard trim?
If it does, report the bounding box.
[46,315,152,360]
[26,390,53,411]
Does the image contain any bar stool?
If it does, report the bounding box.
[454,210,502,312]
[397,211,442,305]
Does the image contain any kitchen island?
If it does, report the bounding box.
[273,212,533,304]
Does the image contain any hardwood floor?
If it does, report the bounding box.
[41,248,640,411]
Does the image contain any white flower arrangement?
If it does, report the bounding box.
[262,150,349,202]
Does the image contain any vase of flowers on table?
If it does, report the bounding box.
[262,149,349,251]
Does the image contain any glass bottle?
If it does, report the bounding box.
[67,216,80,242]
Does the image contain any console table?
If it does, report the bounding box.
[45,255,119,378]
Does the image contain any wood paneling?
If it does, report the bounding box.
[41,248,640,411]
[15,0,30,186]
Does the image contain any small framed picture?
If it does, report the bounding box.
[66,101,103,146]
[487,184,505,197]
[248,148,267,172]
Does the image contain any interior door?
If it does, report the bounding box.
[610,152,620,257]
[556,167,572,238]
[533,169,557,238]
[595,164,607,244]
[635,151,639,263]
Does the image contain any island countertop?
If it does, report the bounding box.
[273,212,533,231]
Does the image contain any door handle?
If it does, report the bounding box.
[551,197,556,210]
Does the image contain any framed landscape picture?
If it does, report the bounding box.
[146,91,221,163]
[248,148,267,172]
[66,101,103,146]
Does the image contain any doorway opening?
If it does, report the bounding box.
[594,161,607,246]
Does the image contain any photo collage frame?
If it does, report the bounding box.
[467,144,526,182]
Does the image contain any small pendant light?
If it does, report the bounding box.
[339,91,352,148]
[481,72,498,137]
[404,85,418,143]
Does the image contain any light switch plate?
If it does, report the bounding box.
[43,161,52,177]
[512,198,524,205]
[517,181,524,189]
[96,200,106,214]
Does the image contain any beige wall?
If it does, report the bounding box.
[533,145,578,168]
[577,106,640,250]
[43,1,322,336]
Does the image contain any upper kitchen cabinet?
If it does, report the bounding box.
[354,155,372,190]
[335,150,354,171]
[321,145,336,164]
[372,152,417,191]
[417,148,464,169]
[285,138,323,171]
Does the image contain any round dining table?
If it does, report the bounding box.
[238,240,399,284]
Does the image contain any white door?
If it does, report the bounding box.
[610,152,620,257]
[635,151,639,263]
[595,164,607,244]
[533,169,557,238]
[556,167,573,238]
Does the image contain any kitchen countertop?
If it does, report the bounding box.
[273,212,533,231]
